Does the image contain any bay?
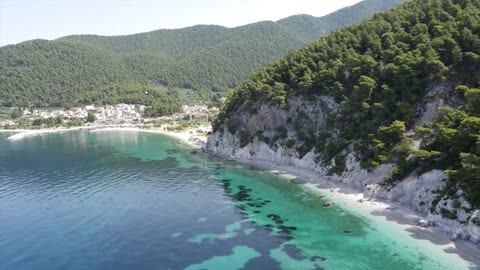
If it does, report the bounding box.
[0,130,476,270]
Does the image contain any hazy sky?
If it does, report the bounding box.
[0,0,363,46]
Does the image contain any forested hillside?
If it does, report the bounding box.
[212,0,480,213]
[0,0,406,109]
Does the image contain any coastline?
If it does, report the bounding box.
[3,126,91,141]
[2,126,208,148]
[88,127,207,148]
[209,153,480,267]
[3,126,479,266]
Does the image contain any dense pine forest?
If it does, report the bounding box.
[215,0,480,210]
[0,0,406,112]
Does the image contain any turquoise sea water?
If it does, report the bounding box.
[0,130,478,270]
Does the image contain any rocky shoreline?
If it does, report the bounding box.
[204,127,480,265]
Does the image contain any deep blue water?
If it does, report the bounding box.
[0,130,476,270]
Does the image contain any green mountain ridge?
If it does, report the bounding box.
[277,0,407,41]
[0,0,406,110]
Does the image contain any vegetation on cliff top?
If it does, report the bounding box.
[216,0,480,209]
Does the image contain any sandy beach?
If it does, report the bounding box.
[3,126,90,141]
[88,127,208,148]
[2,126,209,147]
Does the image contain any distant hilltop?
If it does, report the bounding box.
[0,0,407,108]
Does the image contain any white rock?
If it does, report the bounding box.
[416,218,431,227]
[466,210,480,244]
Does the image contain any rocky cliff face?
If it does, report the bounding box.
[206,93,480,246]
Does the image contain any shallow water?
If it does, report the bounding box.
[0,130,476,270]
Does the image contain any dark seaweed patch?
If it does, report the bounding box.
[277,233,293,241]
[243,256,282,270]
[266,214,281,220]
[310,255,327,262]
[282,244,306,260]
[279,226,297,231]
[233,192,250,201]
[263,226,273,233]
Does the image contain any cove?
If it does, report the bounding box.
[0,130,477,270]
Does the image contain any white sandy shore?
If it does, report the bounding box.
[4,126,90,141]
[224,157,480,267]
[2,126,208,147]
[88,127,208,148]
